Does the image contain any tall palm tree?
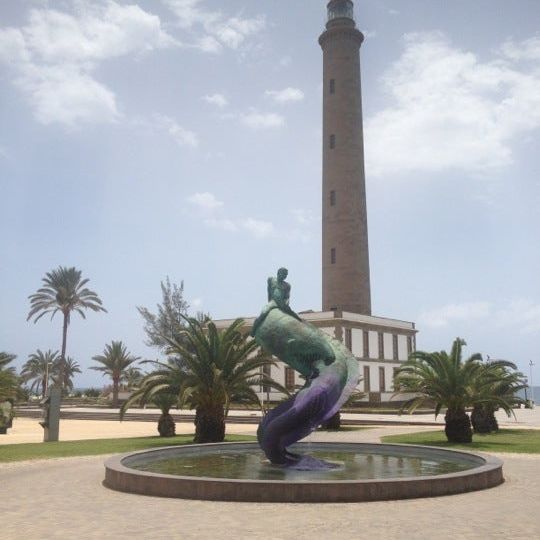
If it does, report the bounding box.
[21,349,59,398]
[27,266,106,389]
[470,360,526,433]
[164,317,284,443]
[52,357,82,395]
[394,338,484,443]
[91,341,140,407]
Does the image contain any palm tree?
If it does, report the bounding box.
[52,357,81,395]
[0,353,19,426]
[122,367,144,390]
[470,360,526,434]
[164,317,283,443]
[394,338,484,443]
[152,392,178,437]
[0,352,16,371]
[27,266,106,389]
[21,349,59,398]
[120,357,185,437]
[91,341,140,407]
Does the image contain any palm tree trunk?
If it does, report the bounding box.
[158,409,176,437]
[42,375,47,399]
[471,405,499,434]
[112,376,119,408]
[59,312,68,391]
[445,407,472,443]
[194,406,225,443]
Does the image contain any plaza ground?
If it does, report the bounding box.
[1,409,539,539]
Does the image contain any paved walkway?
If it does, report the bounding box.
[1,424,539,540]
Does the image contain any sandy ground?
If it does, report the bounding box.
[0,424,539,540]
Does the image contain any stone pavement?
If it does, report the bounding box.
[1,424,539,540]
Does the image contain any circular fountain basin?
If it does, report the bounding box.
[104,442,503,502]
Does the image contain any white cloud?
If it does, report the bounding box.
[188,192,224,212]
[163,119,198,147]
[203,93,228,107]
[18,64,119,125]
[501,36,540,61]
[240,111,285,129]
[0,1,175,126]
[365,32,540,178]
[419,301,492,328]
[495,299,540,334]
[265,87,305,104]
[186,192,274,239]
[164,0,265,52]
[241,218,274,239]
[419,298,540,335]
[388,9,400,16]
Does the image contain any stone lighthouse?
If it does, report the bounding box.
[319,0,371,315]
[215,2,417,403]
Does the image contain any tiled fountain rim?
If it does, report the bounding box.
[104,442,504,502]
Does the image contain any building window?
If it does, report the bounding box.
[331,248,336,264]
[378,332,384,360]
[345,328,352,350]
[363,366,370,392]
[285,367,295,391]
[329,134,336,149]
[262,364,271,393]
[363,330,369,358]
[330,190,336,206]
[407,336,413,357]
[393,334,398,361]
[379,367,386,392]
[329,78,335,94]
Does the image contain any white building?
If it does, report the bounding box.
[214,310,417,404]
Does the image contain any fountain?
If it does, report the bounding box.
[104,269,503,501]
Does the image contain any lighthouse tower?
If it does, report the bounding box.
[319,0,371,315]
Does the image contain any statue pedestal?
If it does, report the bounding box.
[41,386,61,442]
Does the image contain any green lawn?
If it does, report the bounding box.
[382,429,540,454]
[0,434,256,463]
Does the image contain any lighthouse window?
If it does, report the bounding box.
[330,190,336,206]
[329,78,335,94]
[329,134,336,149]
[331,248,336,264]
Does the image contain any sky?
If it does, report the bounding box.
[0,0,539,389]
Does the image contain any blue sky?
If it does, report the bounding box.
[1,0,539,388]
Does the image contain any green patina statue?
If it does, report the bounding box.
[252,267,359,468]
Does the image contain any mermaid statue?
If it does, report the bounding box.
[252,268,359,469]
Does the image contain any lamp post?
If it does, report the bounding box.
[529,360,535,408]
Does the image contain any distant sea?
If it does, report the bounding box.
[517,386,540,401]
